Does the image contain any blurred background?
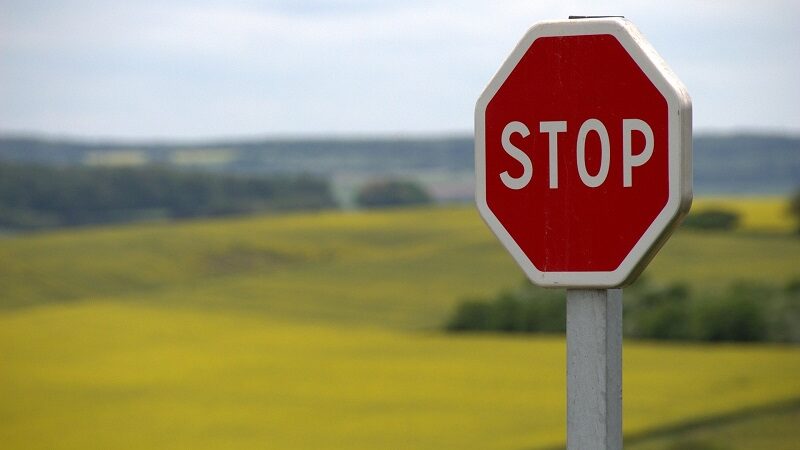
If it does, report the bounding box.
[1,1,799,449]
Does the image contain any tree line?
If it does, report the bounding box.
[0,162,336,230]
[445,277,800,343]
[792,189,800,234]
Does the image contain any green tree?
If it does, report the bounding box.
[446,300,492,331]
[355,179,432,209]
[624,282,692,340]
[695,283,769,342]
[790,189,800,234]
[682,209,740,231]
[0,162,336,230]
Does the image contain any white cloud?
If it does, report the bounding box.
[0,0,798,138]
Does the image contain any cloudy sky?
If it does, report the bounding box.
[1,0,798,139]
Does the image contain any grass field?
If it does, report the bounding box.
[2,199,798,326]
[1,196,799,449]
[625,400,800,450]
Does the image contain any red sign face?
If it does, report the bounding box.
[475,19,691,288]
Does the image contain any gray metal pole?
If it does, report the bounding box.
[567,289,623,450]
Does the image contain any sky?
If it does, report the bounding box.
[1,0,798,140]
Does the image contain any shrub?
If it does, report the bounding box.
[445,283,564,334]
[624,282,692,340]
[355,179,432,209]
[445,278,800,343]
[513,284,565,333]
[765,279,800,342]
[446,300,492,331]
[694,283,769,342]
[489,294,526,332]
[786,278,800,295]
[791,189,800,234]
[682,209,740,231]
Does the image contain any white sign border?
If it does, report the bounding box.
[475,18,692,288]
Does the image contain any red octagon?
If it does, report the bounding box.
[475,18,691,288]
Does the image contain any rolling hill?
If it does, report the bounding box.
[1,200,799,449]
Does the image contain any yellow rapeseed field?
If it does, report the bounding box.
[2,302,799,450]
[692,195,795,233]
[1,197,799,449]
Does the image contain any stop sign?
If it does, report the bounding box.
[475,18,692,288]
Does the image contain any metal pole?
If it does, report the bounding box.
[567,289,623,450]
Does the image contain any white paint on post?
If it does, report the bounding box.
[567,289,622,450]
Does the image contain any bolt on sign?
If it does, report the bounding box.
[475,17,692,288]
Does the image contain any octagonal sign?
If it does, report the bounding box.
[475,18,692,288]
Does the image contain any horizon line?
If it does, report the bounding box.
[1,127,799,145]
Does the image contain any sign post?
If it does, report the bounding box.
[567,289,622,449]
[475,17,691,450]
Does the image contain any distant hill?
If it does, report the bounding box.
[692,134,800,194]
[0,136,473,174]
[0,133,797,200]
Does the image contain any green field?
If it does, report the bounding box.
[625,400,800,450]
[1,198,799,449]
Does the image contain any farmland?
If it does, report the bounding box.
[1,197,799,449]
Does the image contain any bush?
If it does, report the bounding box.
[513,284,565,333]
[694,283,769,342]
[790,189,800,234]
[765,279,800,342]
[682,209,740,231]
[445,282,563,334]
[445,277,800,343]
[624,281,692,340]
[355,179,432,209]
[786,278,800,295]
[446,300,492,331]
